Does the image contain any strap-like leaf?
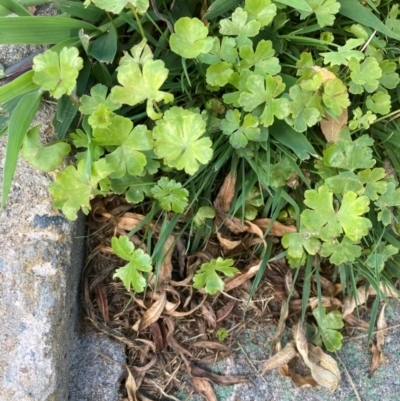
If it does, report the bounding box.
[2,90,41,207]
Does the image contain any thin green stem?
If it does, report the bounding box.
[129,2,146,40]
[351,108,400,134]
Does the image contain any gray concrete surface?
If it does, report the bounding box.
[175,299,400,401]
[0,30,125,401]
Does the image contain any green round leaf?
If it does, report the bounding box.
[170,17,214,59]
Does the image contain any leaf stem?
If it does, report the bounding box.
[129,2,146,40]
[351,108,400,134]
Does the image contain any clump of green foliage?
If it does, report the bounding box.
[1,0,400,350]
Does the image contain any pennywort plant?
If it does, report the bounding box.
[1,0,400,302]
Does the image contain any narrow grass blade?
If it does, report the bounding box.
[338,0,400,41]
[0,71,38,104]
[52,95,79,139]
[203,0,239,20]
[367,296,380,348]
[1,0,32,16]
[270,120,318,160]
[53,0,105,23]
[246,241,272,314]
[301,255,313,322]
[0,16,99,44]
[1,90,41,208]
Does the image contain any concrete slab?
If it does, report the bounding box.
[175,299,400,401]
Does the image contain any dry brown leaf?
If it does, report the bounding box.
[293,322,340,391]
[293,322,309,362]
[342,286,370,318]
[344,284,398,318]
[343,314,370,330]
[288,371,318,388]
[320,109,348,143]
[311,66,348,143]
[224,260,261,292]
[369,284,399,298]
[191,376,217,401]
[116,213,149,231]
[244,221,267,248]
[140,292,166,331]
[224,216,247,234]
[192,341,232,354]
[93,283,109,324]
[216,231,242,251]
[190,364,250,386]
[262,342,297,374]
[216,299,236,323]
[150,321,166,351]
[125,367,138,401]
[308,296,335,310]
[279,360,318,387]
[368,341,382,378]
[314,275,336,297]
[308,344,341,391]
[312,66,337,82]
[181,355,218,401]
[253,218,297,236]
[214,173,237,217]
[369,303,388,377]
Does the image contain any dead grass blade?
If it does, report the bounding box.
[164,317,192,357]
[192,341,232,354]
[377,303,388,346]
[153,235,175,290]
[369,303,388,378]
[125,367,138,401]
[166,295,207,317]
[132,355,157,373]
[270,302,290,356]
[200,301,217,329]
[140,291,167,331]
[262,341,297,374]
[190,364,251,386]
[93,283,109,324]
[285,270,299,299]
